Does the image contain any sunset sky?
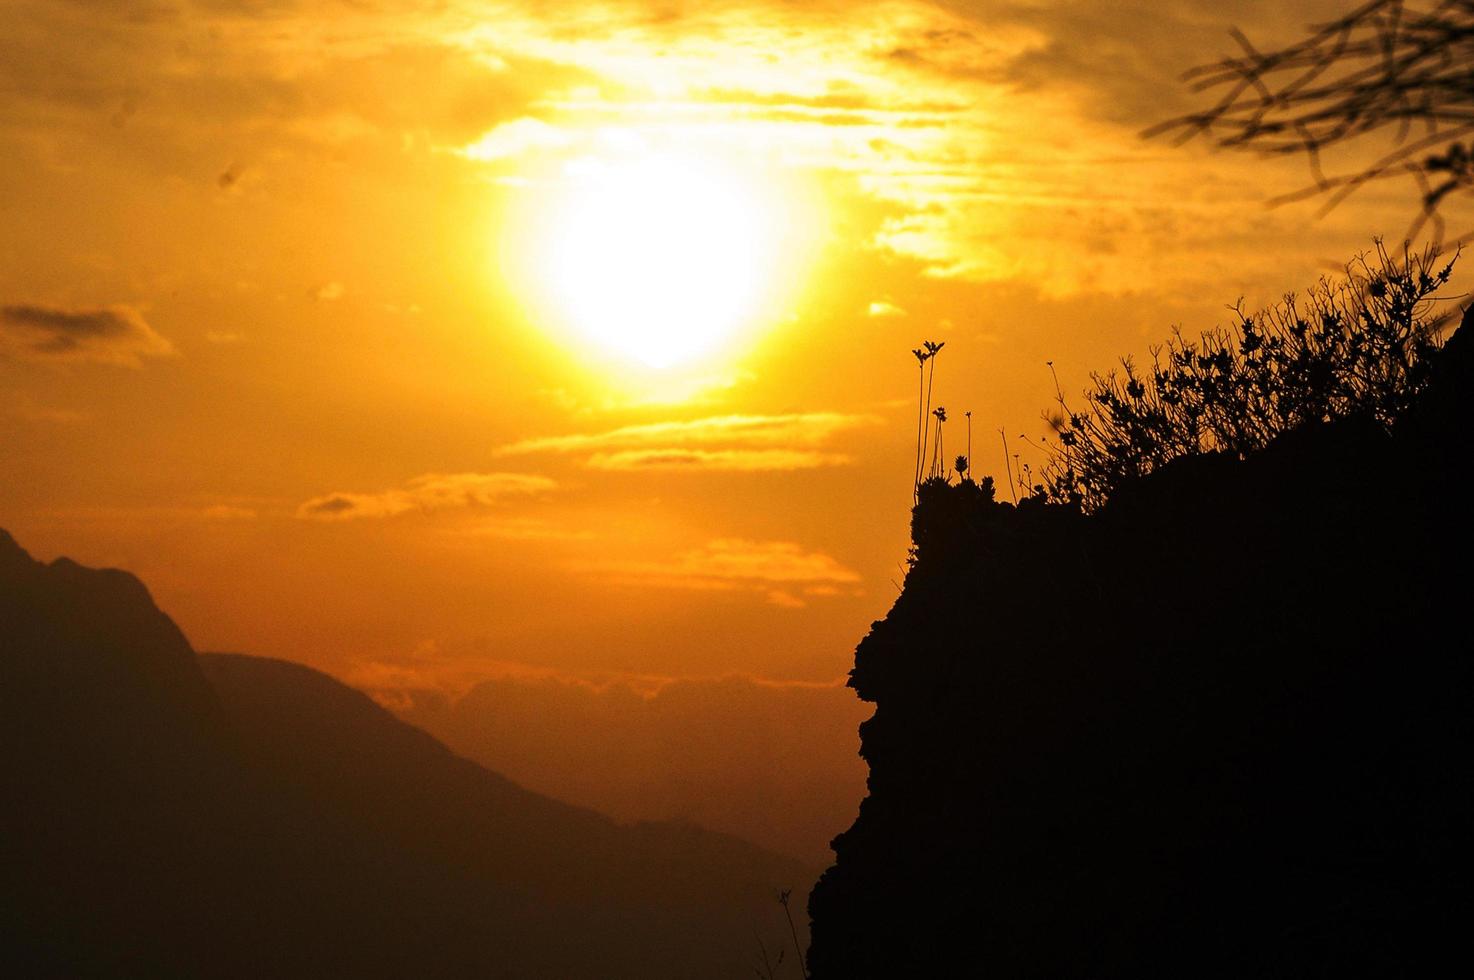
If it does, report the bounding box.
[0,1,1439,835]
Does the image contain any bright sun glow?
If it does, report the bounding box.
[533,155,775,369]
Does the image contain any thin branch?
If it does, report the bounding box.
[1146,0,1474,231]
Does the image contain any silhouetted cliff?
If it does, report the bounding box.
[0,534,807,978]
[808,310,1473,977]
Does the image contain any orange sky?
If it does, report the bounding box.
[0,2,1452,837]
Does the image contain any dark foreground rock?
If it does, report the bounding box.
[808,310,1473,977]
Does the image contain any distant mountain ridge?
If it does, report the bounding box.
[0,530,808,978]
[807,310,1474,976]
[395,669,869,866]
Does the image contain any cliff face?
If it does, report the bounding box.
[808,313,1473,977]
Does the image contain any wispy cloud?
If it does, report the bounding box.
[460,117,575,160]
[348,646,856,708]
[496,412,878,474]
[587,448,851,472]
[765,589,809,609]
[599,538,862,606]
[3,0,1387,303]
[297,472,555,521]
[0,303,175,366]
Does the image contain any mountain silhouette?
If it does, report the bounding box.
[0,531,808,978]
[807,309,1474,977]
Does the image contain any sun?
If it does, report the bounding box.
[530,154,777,369]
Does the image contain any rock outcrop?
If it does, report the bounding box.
[808,310,1473,977]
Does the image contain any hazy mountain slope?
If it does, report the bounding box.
[394,671,869,865]
[199,652,813,975]
[807,313,1474,977]
[1,531,808,978]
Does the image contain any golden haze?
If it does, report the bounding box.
[0,0,1425,861]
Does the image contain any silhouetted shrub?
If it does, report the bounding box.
[1043,242,1459,509]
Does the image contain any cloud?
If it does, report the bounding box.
[0,0,1364,305]
[460,117,574,161]
[867,300,906,318]
[674,539,861,583]
[922,2,1343,122]
[498,412,878,455]
[0,2,586,159]
[297,472,555,521]
[495,413,875,473]
[313,281,346,301]
[0,303,175,366]
[586,448,851,472]
[600,538,862,603]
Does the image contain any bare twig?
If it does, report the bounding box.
[1146,0,1474,243]
[999,428,1018,504]
[778,890,809,980]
